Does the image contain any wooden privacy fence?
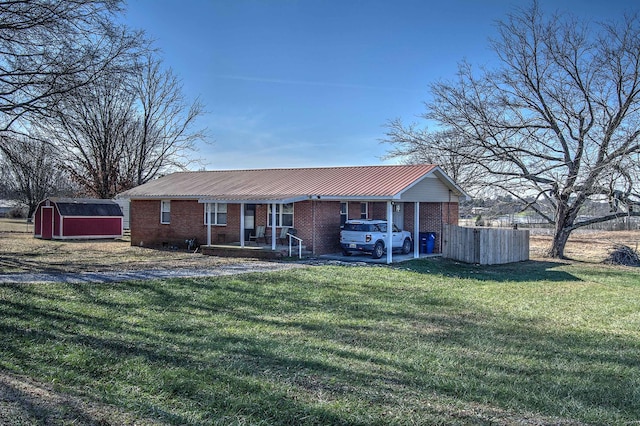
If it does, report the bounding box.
[443,225,529,265]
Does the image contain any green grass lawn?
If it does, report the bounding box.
[1,259,639,424]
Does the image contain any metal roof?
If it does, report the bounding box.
[47,198,123,217]
[118,164,465,202]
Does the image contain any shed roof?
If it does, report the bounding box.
[118,164,467,202]
[47,198,123,217]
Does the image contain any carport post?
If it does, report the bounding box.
[271,202,277,250]
[386,201,393,264]
[206,203,211,246]
[414,202,420,258]
[240,203,245,248]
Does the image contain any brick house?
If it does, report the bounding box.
[118,164,466,262]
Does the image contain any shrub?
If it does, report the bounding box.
[604,244,640,266]
[7,206,26,219]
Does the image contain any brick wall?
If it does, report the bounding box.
[347,201,369,219]
[311,201,342,255]
[369,202,386,219]
[130,199,241,248]
[253,200,341,254]
[403,202,459,253]
[130,198,459,254]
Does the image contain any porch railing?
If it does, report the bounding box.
[287,233,303,259]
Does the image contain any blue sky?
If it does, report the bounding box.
[121,0,636,170]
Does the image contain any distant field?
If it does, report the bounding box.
[0,218,33,234]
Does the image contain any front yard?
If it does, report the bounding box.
[1,257,640,424]
[0,231,243,274]
[1,223,640,424]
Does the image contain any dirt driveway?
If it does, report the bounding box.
[1,228,639,282]
[0,233,271,274]
[0,233,307,283]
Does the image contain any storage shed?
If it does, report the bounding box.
[33,198,123,240]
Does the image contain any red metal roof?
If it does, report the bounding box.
[119,164,443,201]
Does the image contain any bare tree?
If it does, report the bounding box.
[0,0,142,139]
[384,2,640,258]
[120,54,206,188]
[47,55,205,198]
[383,120,488,194]
[51,73,137,198]
[0,135,75,217]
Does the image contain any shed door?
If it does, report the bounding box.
[41,206,53,240]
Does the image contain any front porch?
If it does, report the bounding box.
[200,241,441,264]
[200,241,310,260]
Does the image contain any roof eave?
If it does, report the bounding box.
[315,195,399,201]
[198,196,308,204]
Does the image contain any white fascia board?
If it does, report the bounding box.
[127,195,200,200]
[198,196,308,204]
[313,195,398,202]
[60,215,124,219]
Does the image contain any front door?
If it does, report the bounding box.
[393,203,404,230]
[41,206,53,240]
[244,204,256,242]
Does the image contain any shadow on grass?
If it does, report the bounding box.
[400,257,582,282]
[1,267,639,424]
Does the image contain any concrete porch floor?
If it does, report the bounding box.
[200,241,310,259]
[201,241,440,264]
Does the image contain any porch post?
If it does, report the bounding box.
[414,201,420,258]
[271,202,277,250]
[386,201,393,264]
[240,202,245,248]
[206,203,211,246]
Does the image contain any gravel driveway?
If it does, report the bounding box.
[0,261,306,284]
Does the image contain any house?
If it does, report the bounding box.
[118,164,467,263]
[33,198,124,240]
[0,200,16,218]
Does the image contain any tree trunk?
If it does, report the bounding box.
[547,198,579,258]
[548,226,571,258]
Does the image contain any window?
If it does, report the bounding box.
[204,203,227,225]
[360,202,368,219]
[160,200,170,224]
[340,202,348,226]
[268,203,294,227]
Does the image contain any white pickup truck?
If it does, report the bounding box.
[340,219,412,259]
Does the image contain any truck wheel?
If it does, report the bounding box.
[402,238,411,254]
[372,241,384,259]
